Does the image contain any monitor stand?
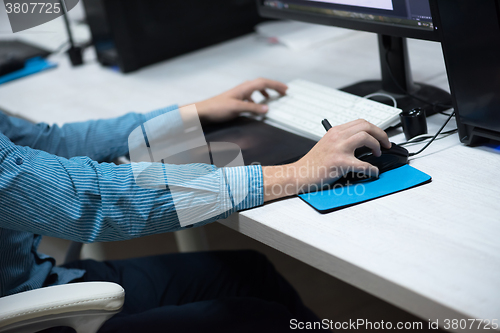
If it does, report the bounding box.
[340,35,452,116]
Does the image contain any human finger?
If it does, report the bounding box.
[341,119,391,149]
[346,131,382,156]
[232,100,269,114]
[246,78,288,96]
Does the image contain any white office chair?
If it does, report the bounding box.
[0,197,205,333]
[0,236,125,333]
[0,282,124,333]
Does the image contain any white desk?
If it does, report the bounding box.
[1,27,499,332]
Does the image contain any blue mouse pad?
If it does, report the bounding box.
[0,57,57,85]
[298,164,431,213]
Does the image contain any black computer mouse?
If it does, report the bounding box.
[341,142,409,182]
[0,54,24,76]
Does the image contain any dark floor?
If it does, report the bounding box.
[39,223,445,332]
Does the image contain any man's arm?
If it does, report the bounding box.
[0,78,390,242]
[0,106,178,162]
[0,118,388,242]
[0,132,262,243]
[0,78,287,162]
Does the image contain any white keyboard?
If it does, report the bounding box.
[265,79,401,140]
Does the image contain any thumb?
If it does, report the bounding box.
[351,160,379,179]
[233,100,269,115]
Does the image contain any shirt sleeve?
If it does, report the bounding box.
[0,132,264,243]
[0,106,178,162]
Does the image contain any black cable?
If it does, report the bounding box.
[399,128,457,146]
[60,0,83,66]
[384,51,454,113]
[408,111,456,156]
[439,111,454,117]
[60,0,75,46]
[383,49,458,155]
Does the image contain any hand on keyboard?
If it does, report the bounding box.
[193,78,288,123]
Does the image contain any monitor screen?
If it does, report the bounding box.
[260,0,437,40]
[257,0,450,115]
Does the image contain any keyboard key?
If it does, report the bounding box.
[265,79,401,139]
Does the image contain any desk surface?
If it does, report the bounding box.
[1,27,499,330]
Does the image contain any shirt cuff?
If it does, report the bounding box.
[142,105,179,122]
[222,164,264,213]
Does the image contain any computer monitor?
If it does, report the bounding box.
[432,0,500,145]
[257,0,451,115]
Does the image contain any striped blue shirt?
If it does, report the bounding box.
[0,107,264,297]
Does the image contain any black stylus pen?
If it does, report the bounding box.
[322,119,332,132]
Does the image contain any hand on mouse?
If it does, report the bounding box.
[262,119,391,202]
[191,78,288,123]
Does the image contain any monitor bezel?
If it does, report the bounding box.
[257,0,440,41]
